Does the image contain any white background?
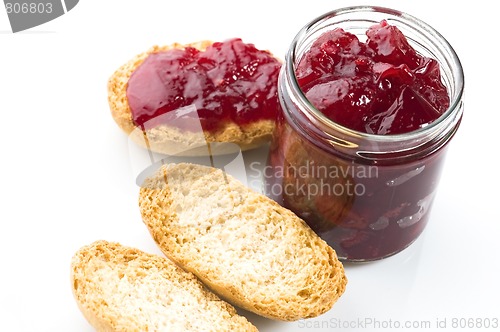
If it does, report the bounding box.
[1,1,499,331]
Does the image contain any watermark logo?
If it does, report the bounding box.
[127,105,378,199]
[296,316,500,330]
[3,0,79,32]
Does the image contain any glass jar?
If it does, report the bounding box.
[265,6,464,261]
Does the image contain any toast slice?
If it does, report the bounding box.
[71,240,258,332]
[139,163,347,321]
[108,41,276,155]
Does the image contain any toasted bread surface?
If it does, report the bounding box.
[71,240,258,331]
[139,163,347,321]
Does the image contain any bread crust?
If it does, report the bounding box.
[139,163,347,321]
[71,240,258,332]
[108,41,276,155]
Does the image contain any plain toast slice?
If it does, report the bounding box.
[71,240,258,331]
[139,163,347,321]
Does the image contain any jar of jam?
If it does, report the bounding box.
[265,6,464,261]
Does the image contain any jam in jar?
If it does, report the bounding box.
[266,6,464,261]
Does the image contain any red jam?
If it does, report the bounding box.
[296,20,449,134]
[266,20,455,261]
[126,38,281,131]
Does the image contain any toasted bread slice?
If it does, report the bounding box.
[139,163,347,321]
[108,41,276,155]
[71,240,258,332]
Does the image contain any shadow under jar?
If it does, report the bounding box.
[265,6,464,261]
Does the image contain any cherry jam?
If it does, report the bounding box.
[266,8,464,261]
[126,38,281,132]
[296,20,449,135]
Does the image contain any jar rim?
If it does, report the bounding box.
[285,5,464,143]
